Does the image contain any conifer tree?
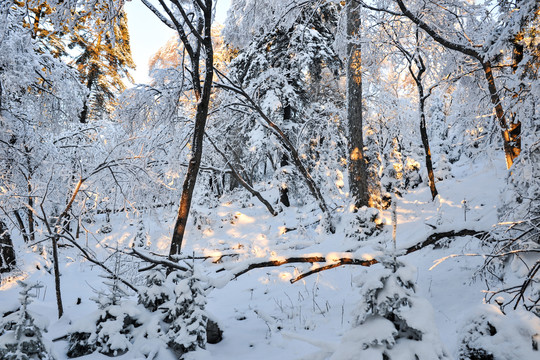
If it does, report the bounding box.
[331,258,449,360]
[163,267,208,357]
[0,281,54,360]
[70,10,135,123]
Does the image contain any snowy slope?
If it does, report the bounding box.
[2,155,536,360]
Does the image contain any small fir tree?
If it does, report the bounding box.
[162,266,208,357]
[67,252,141,357]
[0,281,54,360]
[138,269,171,312]
[331,259,449,360]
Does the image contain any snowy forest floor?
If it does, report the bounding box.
[0,155,513,359]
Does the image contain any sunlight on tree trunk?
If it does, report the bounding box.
[347,2,369,209]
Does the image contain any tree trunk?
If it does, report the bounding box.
[419,97,438,200]
[279,154,290,207]
[481,61,520,168]
[0,220,16,273]
[169,2,214,257]
[24,145,35,243]
[346,3,369,208]
[52,234,63,317]
[13,210,29,243]
[169,86,212,257]
[409,54,438,200]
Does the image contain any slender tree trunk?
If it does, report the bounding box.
[280,104,292,207]
[169,91,212,257]
[27,183,35,243]
[13,210,29,243]
[52,234,63,317]
[419,96,438,200]
[279,154,290,207]
[24,146,35,243]
[408,53,438,200]
[481,61,520,168]
[169,3,214,257]
[346,3,369,208]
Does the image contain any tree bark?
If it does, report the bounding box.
[408,52,438,200]
[419,101,438,200]
[346,2,370,208]
[24,145,35,243]
[279,154,290,207]
[13,210,29,243]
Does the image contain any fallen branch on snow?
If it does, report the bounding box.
[233,228,488,283]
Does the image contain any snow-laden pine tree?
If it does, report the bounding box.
[138,269,171,312]
[331,259,449,360]
[0,281,54,360]
[162,266,208,357]
[67,253,142,357]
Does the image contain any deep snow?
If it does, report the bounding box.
[1,155,537,359]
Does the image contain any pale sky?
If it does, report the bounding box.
[125,0,231,84]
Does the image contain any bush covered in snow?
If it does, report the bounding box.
[458,305,540,360]
[331,259,449,360]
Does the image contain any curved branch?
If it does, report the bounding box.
[393,0,481,60]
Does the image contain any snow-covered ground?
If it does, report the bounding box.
[1,156,535,359]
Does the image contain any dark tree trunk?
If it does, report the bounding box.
[13,210,29,243]
[407,52,438,200]
[279,154,290,207]
[79,101,89,124]
[279,103,292,207]
[346,3,369,208]
[419,97,438,200]
[0,220,16,273]
[168,1,214,257]
[169,83,212,256]
[24,145,35,243]
[79,65,98,124]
